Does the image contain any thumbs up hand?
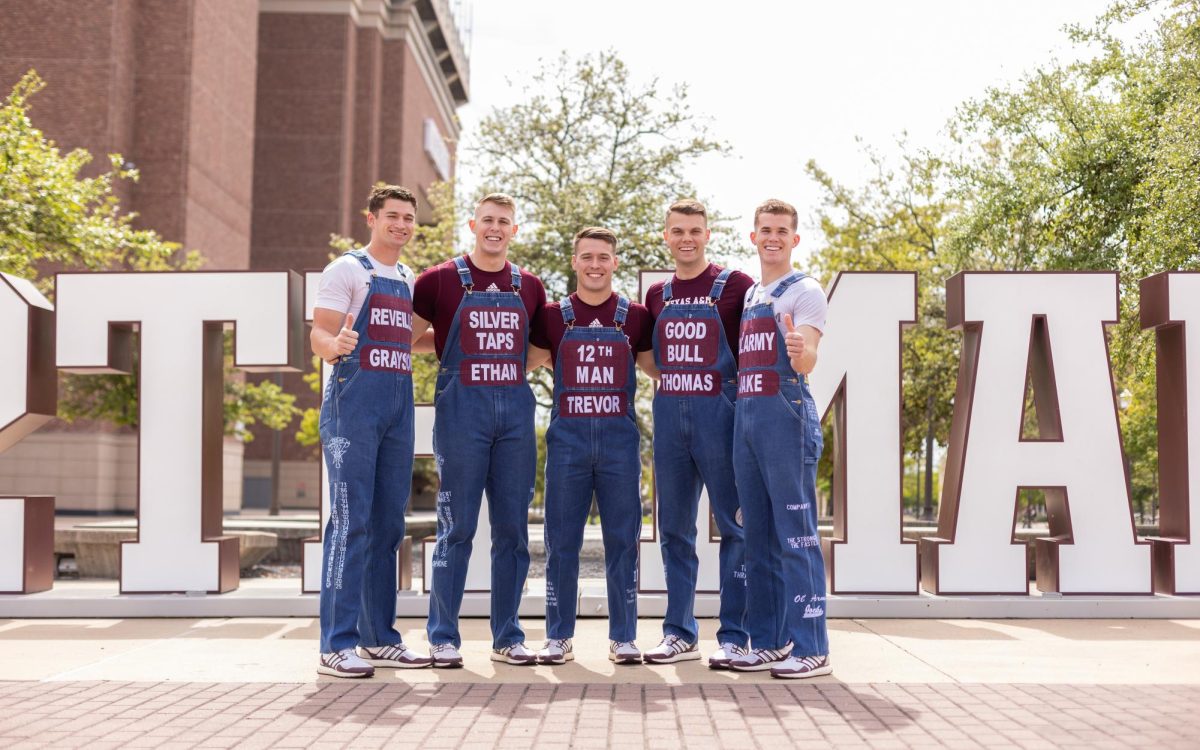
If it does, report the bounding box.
[783,313,806,361]
[335,312,359,356]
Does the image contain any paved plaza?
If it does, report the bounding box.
[2,616,1199,748]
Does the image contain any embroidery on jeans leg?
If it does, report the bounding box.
[733,563,747,583]
[545,580,557,609]
[325,487,341,590]
[327,437,351,469]
[625,586,637,605]
[332,482,350,589]
[433,491,453,567]
[802,594,826,619]
[787,535,820,549]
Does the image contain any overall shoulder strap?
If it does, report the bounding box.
[559,296,575,327]
[709,267,734,302]
[614,296,630,328]
[453,255,473,290]
[770,272,808,299]
[509,263,522,292]
[662,278,674,302]
[347,249,374,272]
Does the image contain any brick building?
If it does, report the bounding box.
[0,0,469,512]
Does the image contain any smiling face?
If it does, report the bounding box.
[367,197,416,252]
[663,211,710,272]
[572,237,619,295]
[469,200,518,258]
[751,210,799,268]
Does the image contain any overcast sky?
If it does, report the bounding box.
[453,0,1118,263]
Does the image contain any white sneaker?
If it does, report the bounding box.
[708,642,748,670]
[771,654,833,679]
[609,641,641,664]
[356,643,433,669]
[491,642,538,665]
[536,638,574,665]
[642,635,700,664]
[431,643,464,669]
[318,648,374,678]
[730,644,793,672]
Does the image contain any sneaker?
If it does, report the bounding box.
[491,642,538,665]
[771,654,832,679]
[356,643,433,669]
[431,643,464,669]
[609,641,641,664]
[642,635,700,664]
[318,648,375,678]
[537,638,574,665]
[729,644,793,672]
[708,642,748,670]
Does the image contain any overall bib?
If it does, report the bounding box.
[651,268,748,647]
[544,296,641,642]
[733,272,828,657]
[318,249,415,654]
[427,256,537,649]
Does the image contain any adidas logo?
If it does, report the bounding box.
[486,283,500,292]
[588,319,603,328]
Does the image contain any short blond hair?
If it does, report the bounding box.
[573,226,618,253]
[477,192,516,212]
[665,198,707,224]
[753,198,798,230]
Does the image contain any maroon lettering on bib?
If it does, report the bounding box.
[461,357,523,386]
[366,294,413,344]
[360,345,412,374]
[562,340,629,389]
[460,306,524,355]
[559,391,628,418]
[657,316,719,368]
[738,369,780,397]
[657,370,720,396]
[738,316,780,368]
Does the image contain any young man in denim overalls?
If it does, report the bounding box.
[527,227,655,665]
[311,185,432,677]
[729,199,833,679]
[641,199,754,667]
[411,194,548,667]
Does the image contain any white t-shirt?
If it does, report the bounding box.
[744,273,827,334]
[314,250,415,318]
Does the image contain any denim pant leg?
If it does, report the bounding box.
[733,407,788,651]
[427,390,491,649]
[760,436,828,657]
[357,390,414,648]
[594,435,641,643]
[543,425,593,640]
[692,396,748,647]
[318,412,377,653]
[485,390,536,649]
[652,400,702,643]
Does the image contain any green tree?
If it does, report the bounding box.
[808,145,962,518]
[2,69,297,439]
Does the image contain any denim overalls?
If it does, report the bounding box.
[427,256,537,649]
[544,296,641,642]
[733,272,828,657]
[318,249,415,654]
[651,268,748,648]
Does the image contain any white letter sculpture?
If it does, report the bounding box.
[922,272,1150,594]
[56,272,304,593]
[0,273,56,593]
[1141,272,1200,594]
[809,273,919,593]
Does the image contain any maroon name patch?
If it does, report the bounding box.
[361,345,412,374]
[657,370,720,396]
[738,369,780,397]
[559,391,628,418]
[738,316,779,368]
[366,294,413,344]
[461,357,523,386]
[561,341,628,389]
[460,306,524,355]
[657,316,719,367]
